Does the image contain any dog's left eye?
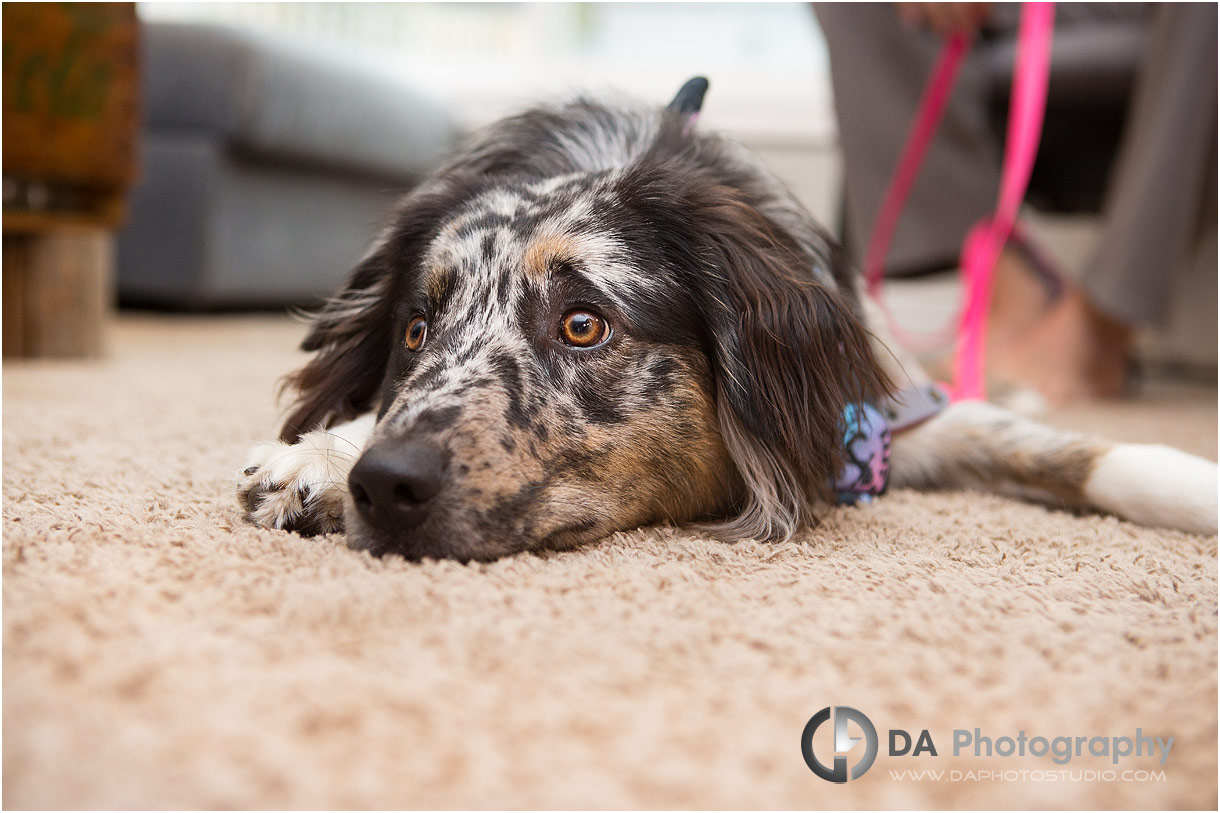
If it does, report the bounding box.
[405,315,428,351]
[560,309,610,348]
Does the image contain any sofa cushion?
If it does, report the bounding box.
[143,21,458,180]
[118,132,409,308]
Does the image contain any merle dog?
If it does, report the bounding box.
[238,85,1217,560]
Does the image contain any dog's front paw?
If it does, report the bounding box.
[237,415,375,537]
[237,436,352,536]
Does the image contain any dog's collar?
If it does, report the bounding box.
[878,382,949,432]
[833,384,948,504]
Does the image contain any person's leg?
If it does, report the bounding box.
[993,4,1218,403]
[813,3,1001,276]
[1083,3,1217,327]
[813,3,1070,365]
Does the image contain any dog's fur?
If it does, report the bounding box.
[238,94,1217,561]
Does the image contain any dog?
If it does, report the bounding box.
[237,82,1217,561]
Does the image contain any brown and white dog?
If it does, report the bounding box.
[237,89,1217,561]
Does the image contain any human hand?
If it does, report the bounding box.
[896,3,993,36]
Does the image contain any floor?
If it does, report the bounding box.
[3,314,1216,809]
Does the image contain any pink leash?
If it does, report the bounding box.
[863,2,1056,401]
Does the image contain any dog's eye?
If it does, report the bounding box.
[405,315,428,351]
[560,309,610,348]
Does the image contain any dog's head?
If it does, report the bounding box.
[282,102,889,560]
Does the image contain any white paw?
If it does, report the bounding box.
[236,416,374,535]
[1086,444,1219,536]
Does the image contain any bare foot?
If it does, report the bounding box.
[921,243,1059,385]
[990,289,1132,405]
[987,244,1058,349]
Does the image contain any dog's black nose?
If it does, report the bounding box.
[348,440,447,532]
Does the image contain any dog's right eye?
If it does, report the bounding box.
[560,309,610,348]
[405,315,428,351]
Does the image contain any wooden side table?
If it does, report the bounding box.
[2,3,138,358]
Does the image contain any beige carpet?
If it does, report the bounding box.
[4,314,1217,810]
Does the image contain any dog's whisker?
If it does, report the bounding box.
[321,433,364,455]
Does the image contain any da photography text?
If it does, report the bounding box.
[801,706,1174,784]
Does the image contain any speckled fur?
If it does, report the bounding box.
[238,96,889,560]
[236,93,1217,560]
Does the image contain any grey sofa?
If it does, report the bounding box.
[117,22,459,308]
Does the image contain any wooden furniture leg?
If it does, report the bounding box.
[3,227,112,358]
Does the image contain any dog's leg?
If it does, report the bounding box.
[889,400,1218,535]
[237,413,375,535]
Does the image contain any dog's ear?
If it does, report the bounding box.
[278,246,396,442]
[278,181,465,442]
[684,185,892,538]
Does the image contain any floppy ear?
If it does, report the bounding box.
[685,185,893,539]
[277,246,395,442]
[278,181,466,442]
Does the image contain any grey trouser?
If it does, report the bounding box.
[814,3,1217,326]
